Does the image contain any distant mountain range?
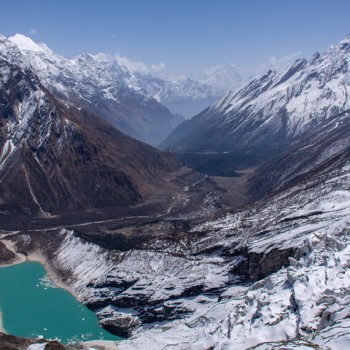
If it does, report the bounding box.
[0,34,255,122]
[1,34,299,132]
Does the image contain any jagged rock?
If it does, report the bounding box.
[231,247,296,282]
[97,307,141,338]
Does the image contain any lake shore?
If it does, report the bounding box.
[0,310,4,333]
[81,340,120,349]
[0,238,26,334]
[0,236,74,296]
[0,239,27,267]
[0,235,123,347]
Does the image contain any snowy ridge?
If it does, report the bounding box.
[0,34,252,120]
[0,34,184,145]
[1,34,217,105]
[87,52,218,103]
[212,35,350,138]
[54,229,233,303]
[0,58,64,163]
[162,34,350,150]
[55,229,118,295]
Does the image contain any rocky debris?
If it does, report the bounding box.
[0,241,16,264]
[0,332,70,350]
[230,246,296,282]
[97,307,141,338]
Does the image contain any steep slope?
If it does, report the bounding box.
[251,108,350,198]
[162,34,350,151]
[0,58,181,216]
[0,34,183,146]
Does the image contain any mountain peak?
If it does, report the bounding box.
[8,33,44,53]
[336,33,350,51]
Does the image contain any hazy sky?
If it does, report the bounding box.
[1,0,350,79]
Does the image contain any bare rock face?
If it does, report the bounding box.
[0,59,181,216]
[0,241,16,264]
[97,307,141,338]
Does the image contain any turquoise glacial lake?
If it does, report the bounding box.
[0,261,122,344]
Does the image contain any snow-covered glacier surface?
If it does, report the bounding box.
[118,165,350,349]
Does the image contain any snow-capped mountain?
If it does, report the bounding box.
[156,63,249,118]
[0,57,181,216]
[162,35,350,151]
[157,64,249,117]
[0,34,185,145]
[0,34,251,121]
[203,63,248,95]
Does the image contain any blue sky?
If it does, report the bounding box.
[1,0,350,79]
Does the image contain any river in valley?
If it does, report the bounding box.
[0,261,122,344]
